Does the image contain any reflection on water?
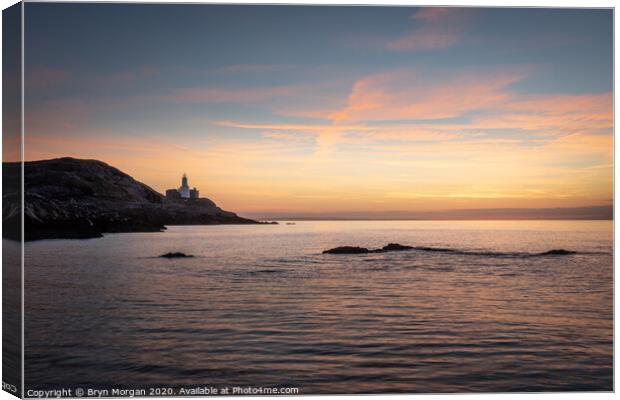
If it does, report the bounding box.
[23,220,612,393]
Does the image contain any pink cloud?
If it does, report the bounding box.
[329,69,524,122]
[387,7,475,51]
[388,32,461,51]
[246,66,611,153]
[218,119,463,148]
[471,92,613,132]
[413,7,461,22]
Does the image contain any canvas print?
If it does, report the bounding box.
[2,2,614,397]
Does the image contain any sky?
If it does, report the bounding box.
[19,4,613,217]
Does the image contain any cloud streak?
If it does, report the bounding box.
[387,7,476,51]
[164,85,300,104]
[329,68,524,122]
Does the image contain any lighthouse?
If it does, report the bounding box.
[165,173,201,200]
[178,173,190,198]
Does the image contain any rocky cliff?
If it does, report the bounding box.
[2,157,258,240]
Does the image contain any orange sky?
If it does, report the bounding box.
[15,6,613,216]
[21,71,613,214]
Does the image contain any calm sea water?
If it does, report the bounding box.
[22,220,613,393]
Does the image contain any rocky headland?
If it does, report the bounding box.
[3,157,258,241]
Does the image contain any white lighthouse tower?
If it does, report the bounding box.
[178,173,190,198]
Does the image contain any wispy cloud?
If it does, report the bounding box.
[217,119,462,152]
[387,7,476,51]
[164,85,299,103]
[329,68,524,122]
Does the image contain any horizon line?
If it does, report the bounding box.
[242,204,613,221]
[244,217,613,221]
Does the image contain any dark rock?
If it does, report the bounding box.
[3,157,259,241]
[259,221,279,225]
[160,252,194,258]
[539,249,577,256]
[323,243,415,254]
[323,246,374,254]
[382,243,413,251]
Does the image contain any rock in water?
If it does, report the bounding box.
[323,243,415,254]
[322,244,577,257]
[323,246,373,254]
[2,157,259,241]
[539,249,577,256]
[382,243,413,251]
[160,252,194,258]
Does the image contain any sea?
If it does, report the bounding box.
[20,220,613,393]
